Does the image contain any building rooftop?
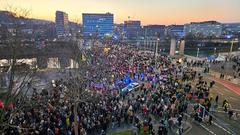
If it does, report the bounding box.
[190,21,221,25]
[82,13,113,16]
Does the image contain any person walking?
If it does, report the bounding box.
[215,95,219,106]
[208,115,213,125]
[177,115,183,127]
[228,110,234,119]
[157,125,163,135]
[223,102,229,112]
[178,126,183,135]
[148,122,153,134]
[222,99,228,108]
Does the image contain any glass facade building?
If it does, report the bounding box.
[184,21,222,38]
[166,25,185,39]
[143,25,165,38]
[82,13,114,38]
[224,23,240,35]
[55,11,69,37]
[123,20,142,40]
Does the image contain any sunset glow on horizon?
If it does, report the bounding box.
[0,0,240,25]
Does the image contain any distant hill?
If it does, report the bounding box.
[0,11,16,24]
[0,10,53,25]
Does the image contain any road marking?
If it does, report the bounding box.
[184,113,219,135]
[214,85,229,94]
[199,123,217,135]
[211,110,227,113]
[184,113,234,134]
[217,91,224,96]
[230,97,238,101]
[212,121,233,135]
[218,107,240,112]
[212,85,226,95]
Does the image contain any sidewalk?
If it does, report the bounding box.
[211,111,240,135]
[108,114,192,135]
[209,70,240,85]
[210,76,240,96]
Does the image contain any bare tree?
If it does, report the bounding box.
[64,74,97,135]
[56,42,101,135]
[0,5,36,133]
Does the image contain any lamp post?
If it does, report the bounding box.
[228,39,234,58]
[155,38,160,69]
[144,28,147,51]
[214,48,217,56]
[197,48,200,58]
[228,38,239,59]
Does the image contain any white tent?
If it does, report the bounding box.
[216,55,226,61]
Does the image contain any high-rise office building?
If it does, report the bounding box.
[55,11,69,37]
[124,20,142,40]
[143,25,165,38]
[82,13,114,38]
[113,24,124,39]
[223,23,240,35]
[184,21,222,38]
[166,25,185,38]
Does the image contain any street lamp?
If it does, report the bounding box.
[228,38,238,56]
[229,39,234,56]
[197,48,200,57]
[155,38,160,69]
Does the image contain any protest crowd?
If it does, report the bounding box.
[0,45,235,135]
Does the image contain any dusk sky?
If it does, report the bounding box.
[0,0,240,25]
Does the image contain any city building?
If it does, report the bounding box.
[82,13,114,38]
[68,21,81,39]
[113,24,124,40]
[0,24,8,41]
[184,21,222,38]
[55,11,69,37]
[33,23,56,41]
[143,25,165,38]
[166,25,185,39]
[223,23,240,36]
[123,20,142,40]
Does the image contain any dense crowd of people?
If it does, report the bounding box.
[0,45,238,135]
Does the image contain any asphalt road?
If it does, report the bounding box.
[186,121,230,135]
[185,120,212,135]
[184,111,234,135]
[195,72,240,135]
[209,78,240,110]
[210,61,239,78]
[182,67,240,135]
[209,80,240,135]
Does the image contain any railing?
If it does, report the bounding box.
[185,99,238,135]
